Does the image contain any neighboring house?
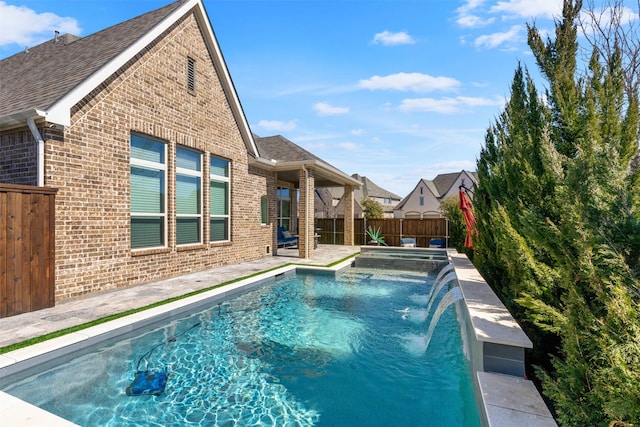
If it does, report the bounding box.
[394,170,478,219]
[324,174,401,218]
[0,0,359,304]
[314,187,336,219]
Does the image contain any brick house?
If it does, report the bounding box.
[0,0,359,304]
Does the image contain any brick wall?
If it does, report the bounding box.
[297,168,314,258]
[33,13,275,299]
[0,129,38,185]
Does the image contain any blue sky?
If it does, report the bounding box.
[1,0,637,196]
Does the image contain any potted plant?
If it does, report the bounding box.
[366,225,387,246]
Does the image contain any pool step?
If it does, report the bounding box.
[354,247,448,272]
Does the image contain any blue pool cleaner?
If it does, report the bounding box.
[126,322,201,397]
[126,370,168,396]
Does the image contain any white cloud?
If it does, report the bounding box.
[456,0,494,28]
[490,0,563,19]
[338,141,360,151]
[398,96,503,113]
[474,25,522,49]
[0,2,81,47]
[255,119,297,132]
[358,72,460,92]
[399,98,461,114]
[350,129,365,136]
[313,102,349,116]
[372,30,416,46]
[457,14,495,28]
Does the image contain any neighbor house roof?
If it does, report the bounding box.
[432,171,478,196]
[252,134,361,188]
[0,0,258,156]
[351,174,401,201]
[394,170,478,210]
[325,174,400,207]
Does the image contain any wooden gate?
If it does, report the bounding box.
[0,184,57,317]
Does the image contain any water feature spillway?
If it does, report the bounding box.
[424,270,457,320]
[424,286,463,352]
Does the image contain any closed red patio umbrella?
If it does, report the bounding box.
[459,188,476,249]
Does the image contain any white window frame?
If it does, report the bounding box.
[176,146,203,246]
[130,134,168,250]
[209,155,231,242]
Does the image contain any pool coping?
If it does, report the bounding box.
[448,250,557,427]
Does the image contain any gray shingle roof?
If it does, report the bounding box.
[253,134,323,163]
[252,134,362,188]
[0,1,183,118]
[351,173,401,200]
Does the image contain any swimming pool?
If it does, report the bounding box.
[1,267,480,426]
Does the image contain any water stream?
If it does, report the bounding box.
[424,286,463,352]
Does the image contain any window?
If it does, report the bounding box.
[277,187,291,230]
[419,197,424,206]
[176,147,202,245]
[130,134,167,249]
[210,156,230,242]
[187,56,196,91]
[261,195,268,225]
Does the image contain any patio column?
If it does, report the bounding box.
[344,184,355,245]
[298,167,315,259]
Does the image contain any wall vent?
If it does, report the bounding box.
[187,56,196,91]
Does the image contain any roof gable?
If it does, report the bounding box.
[432,172,460,196]
[0,0,258,156]
[0,1,182,123]
[395,171,478,211]
[395,178,439,210]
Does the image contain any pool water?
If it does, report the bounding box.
[2,268,481,426]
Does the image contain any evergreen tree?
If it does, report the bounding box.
[474,0,640,424]
[439,194,467,253]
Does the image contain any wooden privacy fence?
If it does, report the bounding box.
[316,218,448,247]
[0,184,57,318]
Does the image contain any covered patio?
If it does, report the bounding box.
[251,135,362,259]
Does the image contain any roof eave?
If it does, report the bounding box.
[250,158,362,187]
[0,108,47,129]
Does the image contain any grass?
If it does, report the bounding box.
[0,253,358,355]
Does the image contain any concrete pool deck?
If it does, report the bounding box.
[0,245,556,426]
